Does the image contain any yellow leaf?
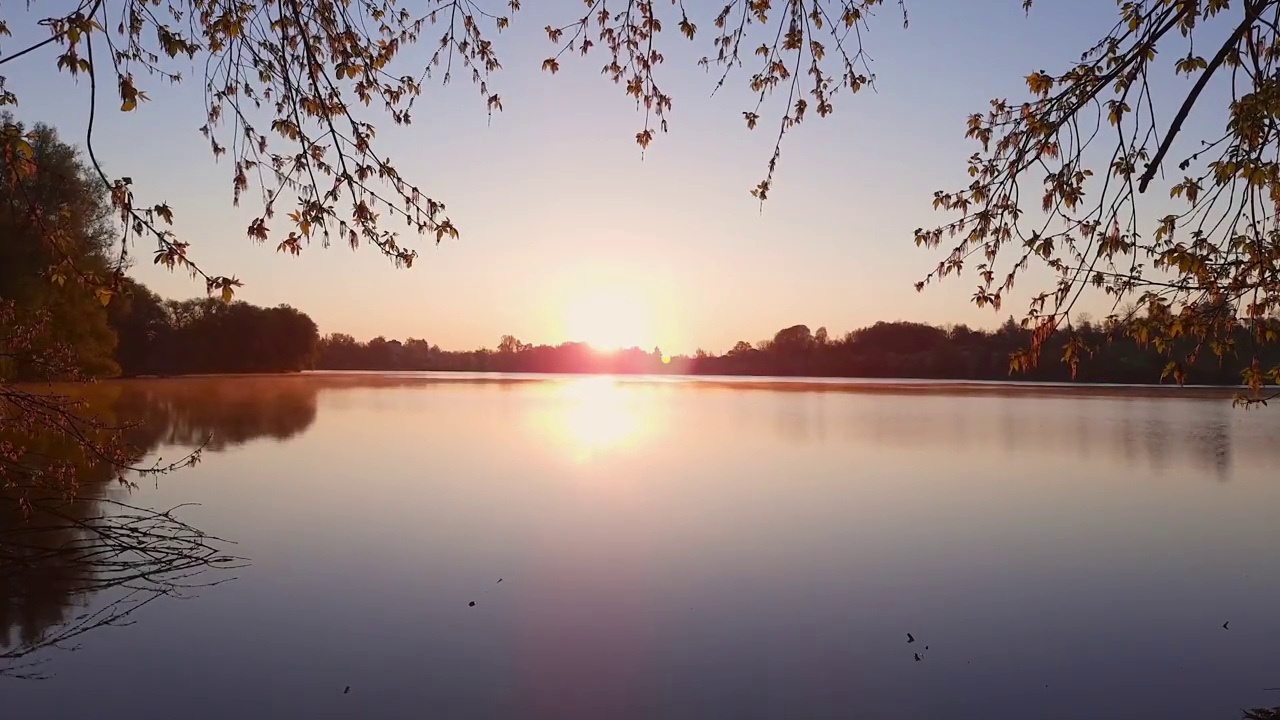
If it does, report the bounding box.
[95,288,113,306]
[221,284,234,303]
[121,96,137,112]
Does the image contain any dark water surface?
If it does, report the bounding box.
[4,374,1279,719]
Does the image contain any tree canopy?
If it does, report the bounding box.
[1,116,120,378]
[108,283,320,376]
[1,118,321,383]
[4,0,1280,395]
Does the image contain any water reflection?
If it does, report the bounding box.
[3,374,1278,718]
[810,393,1257,480]
[531,378,667,463]
[107,378,321,450]
[1,377,320,676]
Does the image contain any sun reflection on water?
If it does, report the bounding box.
[535,377,661,463]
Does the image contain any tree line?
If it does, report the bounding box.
[107,282,319,377]
[1,118,319,382]
[315,318,1280,386]
[6,0,1279,405]
[5,119,1278,388]
[5,117,1271,387]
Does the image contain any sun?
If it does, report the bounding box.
[563,287,654,351]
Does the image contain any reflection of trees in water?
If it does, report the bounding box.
[1104,398,1231,479]
[1141,411,1171,472]
[1188,402,1232,481]
[771,393,832,445]
[0,497,232,679]
[1,377,319,677]
[112,378,319,450]
[1077,400,1238,478]
[784,387,1259,480]
[0,502,88,652]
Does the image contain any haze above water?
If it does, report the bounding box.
[4,374,1279,719]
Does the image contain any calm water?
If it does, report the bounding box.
[4,374,1279,719]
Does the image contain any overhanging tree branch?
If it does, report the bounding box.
[1138,1,1265,194]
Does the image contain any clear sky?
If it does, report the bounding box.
[2,0,1227,354]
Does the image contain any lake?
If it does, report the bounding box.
[3,373,1279,719]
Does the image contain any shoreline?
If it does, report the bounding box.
[55,370,1265,400]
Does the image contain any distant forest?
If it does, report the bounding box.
[39,276,1280,384]
[15,261,1280,386]
[58,288,1280,385]
[315,319,1280,386]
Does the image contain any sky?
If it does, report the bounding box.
[1,0,1233,354]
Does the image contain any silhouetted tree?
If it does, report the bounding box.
[106,279,169,376]
[498,335,526,355]
[772,325,813,353]
[106,294,317,376]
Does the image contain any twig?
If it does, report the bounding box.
[1139,3,1263,193]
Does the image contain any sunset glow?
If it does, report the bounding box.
[561,286,656,352]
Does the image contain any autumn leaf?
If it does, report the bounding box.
[205,276,242,303]
[119,75,142,112]
[11,137,34,159]
[1025,71,1054,96]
